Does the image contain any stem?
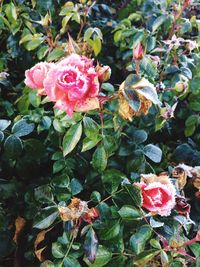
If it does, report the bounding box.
[60,235,75,267]
[96,188,124,206]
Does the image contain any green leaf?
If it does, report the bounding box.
[63,123,82,156]
[25,38,44,51]
[100,221,120,240]
[130,225,152,254]
[4,135,23,158]
[82,137,101,152]
[5,2,17,22]
[131,129,148,144]
[123,184,142,207]
[90,191,101,203]
[92,35,101,56]
[34,185,54,203]
[92,145,107,172]
[52,242,65,258]
[0,131,4,142]
[64,256,81,267]
[37,45,49,60]
[70,178,83,195]
[0,119,11,131]
[118,206,142,220]
[47,49,65,61]
[185,115,198,127]
[12,119,34,137]
[101,83,115,93]
[83,117,99,140]
[133,249,160,266]
[102,169,126,194]
[143,144,162,163]
[33,211,58,229]
[84,245,112,267]
[152,15,167,32]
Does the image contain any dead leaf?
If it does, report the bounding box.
[13,216,26,243]
[34,228,53,261]
[35,246,47,262]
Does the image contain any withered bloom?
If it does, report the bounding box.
[82,207,100,224]
[58,198,88,222]
[175,196,191,216]
[172,165,189,190]
[118,81,152,121]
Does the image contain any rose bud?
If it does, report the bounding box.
[133,42,144,61]
[175,196,191,216]
[82,207,99,224]
[96,65,111,83]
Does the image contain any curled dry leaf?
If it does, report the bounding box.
[13,216,26,243]
[35,246,47,262]
[34,227,53,262]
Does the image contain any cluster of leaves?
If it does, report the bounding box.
[0,0,200,266]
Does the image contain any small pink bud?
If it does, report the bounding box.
[133,43,144,61]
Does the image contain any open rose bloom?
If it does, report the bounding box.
[24,54,110,117]
[136,174,176,216]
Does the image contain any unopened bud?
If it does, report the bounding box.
[96,65,111,82]
[133,42,144,61]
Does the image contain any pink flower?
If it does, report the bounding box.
[25,62,54,95]
[44,54,100,117]
[136,181,176,216]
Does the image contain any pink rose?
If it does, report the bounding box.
[25,62,54,95]
[136,181,176,216]
[44,54,100,117]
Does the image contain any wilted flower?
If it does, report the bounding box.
[136,174,176,216]
[133,42,144,61]
[175,196,191,216]
[58,198,88,222]
[118,76,160,121]
[172,164,193,189]
[82,207,100,224]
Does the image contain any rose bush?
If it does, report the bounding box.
[0,0,200,267]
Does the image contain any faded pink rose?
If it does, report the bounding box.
[25,62,53,95]
[44,54,100,117]
[137,181,176,216]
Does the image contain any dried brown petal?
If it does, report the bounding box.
[141,173,170,185]
[172,167,187,189]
